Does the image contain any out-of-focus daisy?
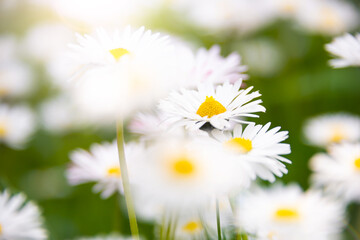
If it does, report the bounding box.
[23,23,74,63]
[179,45,248,87]
[40,94,84,134]
[159,81,265,130]
[212,123,291,182]
[68,26,180,122]
[295,0,359,36]
[0,35,17,62]
[0,104,36,148]
[304,113,360,147]
[181,0,274,34]
[0,191,47,240]
[174,213,205,240]
[310,142,360,203]
[0,61,33,98]
[325,33,360,68]
[131,136,235,208]
[237,184,344,240]
[67,141,143,199]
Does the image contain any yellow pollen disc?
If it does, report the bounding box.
[354,158,360,170]
[0,123,7,137]
[0,87,9,96]
[107,166,121,177]
[321,8,340,28]
[173,157,195,176]
[225,137,253,154]
[182,221,202,233]
[329,126,346,143]
[274,207,299,221]
[196,96,226,118]
[109,48,130,60]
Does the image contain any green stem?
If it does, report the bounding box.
[116,120,139,239]
[216,199,222,240]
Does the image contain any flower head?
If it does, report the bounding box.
[326,33,360,68]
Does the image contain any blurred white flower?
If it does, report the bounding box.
[40,94,84,134]
[237,184,345,240]
[325,33,360,68]
[67,141,143,199]
[212,123,291,183]
[159,81,265,130]
[179,45,248,88]
[0,35,18,62]
[310,142,360,203]
[0,191,47,240]
[181,0,274,34]
[23,23,74,63]
[68,26,180,122]
[51,0,159,30]
[0,104,36,148]
[0,61,33,98]
[304,113,360,147]
[295,0,359,36]
[174,212,205,240]
[131,136,236,208]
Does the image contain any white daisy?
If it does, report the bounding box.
[174,212,206,240]
[131,135,236,208]
[158,81,265,130]
[0,191,47,240]
[212,123,291,182]
[325,33,360,68]
[68,26,180,121]
[23,23,74,63]
[67,140,143,199]
[179,45,248,87]
[304,113,360,147]
[0,60,33,98]
[0,104,36,148]
[236,184,345,240]
[295,0,359,36]
[39,94,84,134]
[310,142,360,203]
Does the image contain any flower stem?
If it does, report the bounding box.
[216,198,222,240]
[116,120,139,239]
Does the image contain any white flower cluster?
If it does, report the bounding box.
[63,26,345,240]
[305,113,360,204]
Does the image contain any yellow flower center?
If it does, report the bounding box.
[0,86,9,97]
[182,221,202,233]
[321,8,341,28]
[0,223,2,234]
[107,166,121,177]
[172,157,195,177]
[225,137,253,154]
[196,96,226,118]
[109,48,130,60]
[0,122,7,137]
[354,158,360,170]
[329,126,346,143]
[274,207,299,221]
[282,3,295,13]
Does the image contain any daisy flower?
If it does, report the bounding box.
[158,81,265,130]
[68,26,180,121]
[0,191,47,240]
[295,0,359,36]
[174,212,205,240]
[236,184,345,240]
[179,45,248,87]
[325,33,360,68]
[304,113,360,147]
[67,141,143,199]
[131,135,236,208]
[0,104,36,148]
[212,123,291,182]
[310,142,360,203]
[0,61,33,99]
